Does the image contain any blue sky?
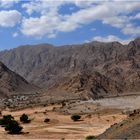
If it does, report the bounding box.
[0,0,140,51]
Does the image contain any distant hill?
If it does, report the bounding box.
[0,38,140,99]
[0,61,37,98]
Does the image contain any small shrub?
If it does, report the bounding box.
[5,120,23,134]
[43,111,47,114]
[86,135,96,140]
[20,114,31,123]
[71,115,81,121]
[44,118,50,123]
[0,115,23,134]
[0,115,14,127]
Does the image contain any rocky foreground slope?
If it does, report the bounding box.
[0,38,140,99]
[97,110,140,139]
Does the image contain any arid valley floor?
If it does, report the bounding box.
[0,104,125,139]
[1,94,140,139]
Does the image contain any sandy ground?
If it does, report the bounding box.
[0,104,126,140]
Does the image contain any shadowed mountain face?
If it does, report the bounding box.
[0,61,37,97]
[0,38,140,99]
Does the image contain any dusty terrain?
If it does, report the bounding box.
[56,94,140,115]
[0,95,140,139]
[0,104,126,140]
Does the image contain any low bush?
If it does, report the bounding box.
[0,115,23,134]
[5,120,23,134]
[20,114,31,123]
[86,135,96,140]
[0,115,14,127]
[71,115,81,121]
[44,118,50,123]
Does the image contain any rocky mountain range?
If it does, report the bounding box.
[0,38,140,100]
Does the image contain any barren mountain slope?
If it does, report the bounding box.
[0,61,37,97]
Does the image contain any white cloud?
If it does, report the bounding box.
[92,35,132,44]
[21,15,60,37]
[103,16,129,28]
[20,1,140,38]
[0,10,21,27]
[12,32,18,37]
[133,13,140,19]
[0,0,139,40]
[122,24,140,36]
[21,2,113,37]
[22,0,67,15]
[0,0,19,8]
